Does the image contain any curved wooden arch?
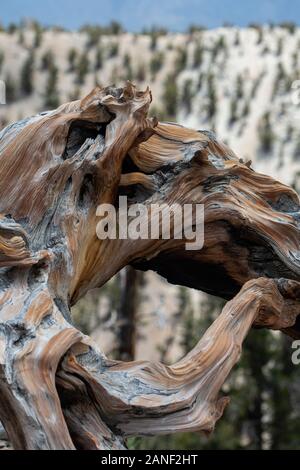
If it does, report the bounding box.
[0,83,299,449]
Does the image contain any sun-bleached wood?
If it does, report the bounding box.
[0,83,299,449]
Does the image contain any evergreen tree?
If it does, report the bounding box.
[257,27,263,45]
[280,22,296,34]
[40,50,54,71]
[207,73,217,119]
[259,112,274,153]
[212,35,225,60]
[109,21,123,35]
[84,25,102,48]
[276,37,283,56]
[7,23,17,34]
[68,48,77,72]
[163,74,178,119]
[123,53,133,81]
[181,79,194,114]
[150,31,159,51]
[179,287,196,353]
[236,74,243,99]
[136,63,146,82]
[18,29,24,45]
[108,43,119,58]
[5,73,16,103]
[33,23,43,48]
[193,41,203,68]
[242,100,250,117]
[0,50,4,73]
[20,50,34,96]
[94,47,103,70]
[76,53,89,84]
[148,105,167,121]
[44,64,59,108]
[150,52,164,77]
[174,48,188,74]
[294,134,300,160]
[234,31,240,46]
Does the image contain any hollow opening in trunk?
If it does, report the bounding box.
[63,120,107,160]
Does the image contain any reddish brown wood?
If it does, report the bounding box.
[0,84,299,449]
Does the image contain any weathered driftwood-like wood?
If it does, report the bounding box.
[0,83,300,449]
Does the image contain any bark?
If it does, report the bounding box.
[0,83,299,449]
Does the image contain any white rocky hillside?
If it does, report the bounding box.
[1,23,300,186]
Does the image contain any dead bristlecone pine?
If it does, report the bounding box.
[0,83,299,449]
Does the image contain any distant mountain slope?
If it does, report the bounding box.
[1,24,300,188]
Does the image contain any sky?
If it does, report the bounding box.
[1,0,300,32]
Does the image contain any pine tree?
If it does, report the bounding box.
[20,50,34,96]
[7,23,17,34]
[76,53,89,84]
[242,100,250,117]
[178,287,196,353]
[68,48,77,72]
[18,29,24,46]
[280,22,296,34]
[108,21,123,35]
[276,37,283,56]
[163,74,178,119]
[150,32,158,51]
[181,79,194,114]
[193,41,203,68]
[257,27,263,45]
[174,48,188,74]
[212,35,225,60]
[0,50,4,73]
[40,50,54,71]
[259,112,274,153]
[236,74,243,99]
[33,23,43,48]
[94,47,103,70]
[136,63,146,82]
[293,134,300,160]
[116,267,143,361]
[150,52,164,77]
[84,25,102,48]
[268,335,300,449]
[123,53,133,81]
[234,31,240,46]
[44,64,59,109]
[5,73,16,103]
[207,73,217,119]
[108,43,119,58]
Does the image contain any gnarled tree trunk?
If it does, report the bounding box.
[0,83,299,449]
